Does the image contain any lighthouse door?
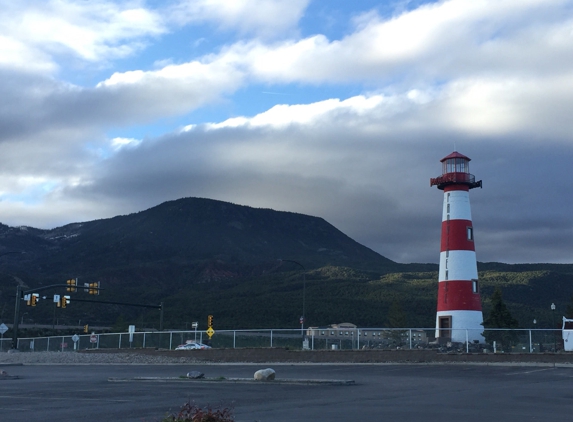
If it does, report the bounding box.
[439,316,452,339]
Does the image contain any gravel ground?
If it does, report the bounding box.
[0,351,199,365]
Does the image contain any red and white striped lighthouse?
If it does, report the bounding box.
[430,151,483,343]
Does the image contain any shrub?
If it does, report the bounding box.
[162,400,234,422]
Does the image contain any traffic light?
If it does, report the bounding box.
[30,293,39,307]
[66,279,77,292]
[83,324,89,333]
[60,295,70,308]
[88,282,100,295]
[207,315,213,328]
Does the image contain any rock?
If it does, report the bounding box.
[186,371,205,379]
[254,368,275,381]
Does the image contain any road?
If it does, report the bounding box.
[1,363,572,421]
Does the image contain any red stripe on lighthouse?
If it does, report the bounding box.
[444,184,469,193]
[437,280,482,311]
[441,220,475,252]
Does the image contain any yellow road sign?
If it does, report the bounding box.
[206,327,215,338]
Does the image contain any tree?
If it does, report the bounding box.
[386,300,407,346]
[565,294,573,319]
[482,287,519,350]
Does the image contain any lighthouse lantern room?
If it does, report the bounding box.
[430,152,483,343]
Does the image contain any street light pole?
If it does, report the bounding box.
[278,259,306,338]
[551,303,556,351]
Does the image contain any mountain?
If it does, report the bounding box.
[1,197,395,275]
[0,197,397,329]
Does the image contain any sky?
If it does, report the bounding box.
[1,0,573,265]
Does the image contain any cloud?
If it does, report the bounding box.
[0,0,572,265]
[0,0,166,71]
[53,85,573,264]
[168,0,310,39]
[242,0,572,84]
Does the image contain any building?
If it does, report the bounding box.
[307,323,429,348]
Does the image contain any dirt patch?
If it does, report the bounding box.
[80,347,573,365]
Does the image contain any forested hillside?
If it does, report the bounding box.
[0,197,571,333]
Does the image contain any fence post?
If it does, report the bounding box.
[466,330,469,353]
[270,330,273,348]
[119,333,122,349]
[143,332,146,348]
[312,331,315,350]
[529,329,533,353]
[409,329,412,350]
[169,332,173,350]
[233,331,236,349]
[61,336,64,352]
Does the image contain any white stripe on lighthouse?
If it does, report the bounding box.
[439,250,478,282]
[442,190,472,221]
[436,310,484,343]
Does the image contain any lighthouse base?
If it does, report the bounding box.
[435,310,484,343]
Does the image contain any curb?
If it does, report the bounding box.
[108,376,355,385]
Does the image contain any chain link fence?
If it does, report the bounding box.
[0,327,568,353]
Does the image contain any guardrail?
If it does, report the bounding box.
[0,327,567,353]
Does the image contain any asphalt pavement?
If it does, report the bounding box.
[1,363,572,421]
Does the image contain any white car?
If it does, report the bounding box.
[175,342,211,350]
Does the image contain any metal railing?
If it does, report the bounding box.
[430,172,477,187]
[0,327,568,353]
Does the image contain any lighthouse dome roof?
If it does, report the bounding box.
[440,151,471,162]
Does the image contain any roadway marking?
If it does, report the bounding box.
[506,368,555,375]
[0,395,132,402]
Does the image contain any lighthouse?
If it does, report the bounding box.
[430,151,483,343]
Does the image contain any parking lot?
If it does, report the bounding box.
[1,363,573,421]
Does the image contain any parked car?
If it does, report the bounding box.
[175,342,211,350]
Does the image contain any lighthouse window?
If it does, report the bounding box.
[467,227,474,241]
[445,270,449,280]
[447,204,450,213]
[472,279,479,293]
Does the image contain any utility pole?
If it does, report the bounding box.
[12,285,21,349]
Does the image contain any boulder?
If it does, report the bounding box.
[254,368,276,381]
[186,371,205,379]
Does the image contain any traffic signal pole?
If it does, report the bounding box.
[11,282,101,350]
[11,282,162,350]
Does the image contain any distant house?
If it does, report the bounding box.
[306,323,428,347]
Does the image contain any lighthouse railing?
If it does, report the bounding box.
[430,172,475,187]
